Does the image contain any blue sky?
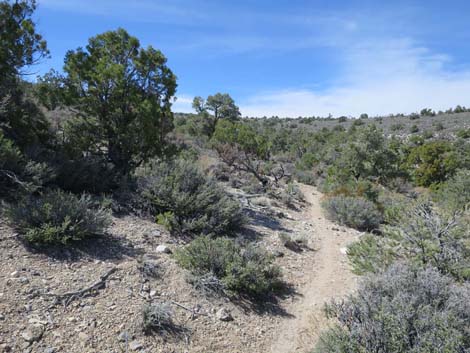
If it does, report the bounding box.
[34,0,470,117]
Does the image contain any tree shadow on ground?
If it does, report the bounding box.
[244,207,292,233]
[19,232,144,262]
[230,282,301,318]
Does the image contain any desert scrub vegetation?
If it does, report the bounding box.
[141,302,176,335]
[404,140,460,187]
[174,236,283,298]
[314,263,470,353]
[434,169,470,212]
[321,195,383,231]
[278,232,308,251]
[137,159,245,237]
[4,189,111,244]
[347,201,470,280]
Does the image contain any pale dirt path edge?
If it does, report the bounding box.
[269,184,359,353]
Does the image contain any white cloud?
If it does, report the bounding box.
[240,39,470,117]
[172,95,194,113]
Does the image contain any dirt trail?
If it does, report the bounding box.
[270,184,359,353]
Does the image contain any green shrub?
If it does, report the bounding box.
[405,141,460,186]
[322,195,383,231]
[293,169,317,185]
[434,122,444,131]
[410,124,419,133]
[378,191,409,225]
[435,169,470,212]
[422,130,434,139]
[390,123,404,132]
[277,183,305,209]
[315,263,470,353]
[137,159,245,236]
[5,189,111,244]
[347,201,470,280]
[346,234,397,275]
[0,132,25,196]
[456,128,470,139]
[0,133,54,198]
[174,236,282,298]
[352,119,365,126]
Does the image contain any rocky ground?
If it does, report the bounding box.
[0,184,359,353]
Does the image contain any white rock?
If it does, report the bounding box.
[129,340,143,351]
[10,271,19,278]
[340,247,348,255]
[78,332,89,341]
[216,308,233,322]
[118,331,130,342]
[21,324,44,342]
[156,245,171,254]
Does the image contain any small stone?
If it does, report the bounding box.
[21,324,44,343]
[149,290,157,297]
[44,348,55,353]
[19,277,29,284]
[24,304,32,312]
[118,331,130,342]
[129,340,143,351]
[340,247,348,255]
[78,332,89,342]
[10,271,19,278]
[216,308,233,322]
[156,245,171,254]
[0,314,4,320]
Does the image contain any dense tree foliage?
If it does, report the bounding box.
[192,93,240,137]
[0,0,52,196]
[53,28,177,174]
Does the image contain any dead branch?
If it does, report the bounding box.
[43,267,118,307]
[170,300,210,319]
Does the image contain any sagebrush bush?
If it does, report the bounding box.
[378,191,409,225]
[278,232,308,251]
[174,236,283,298]
[142,303,174,334]
[435,169,470,212]
[5,189,111,244]
[137,159,245,236]
[278,183,305,209]
[347,201,470,280]
[346,233,397,275]
[322,195,383,231]
[315,263,470,353]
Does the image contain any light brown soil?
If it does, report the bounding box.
[269,184,359,353]
[0,184,359,353]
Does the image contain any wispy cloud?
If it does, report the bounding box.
[240,39,470,117]
[172,94,194,113]
[38,0,470,116]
